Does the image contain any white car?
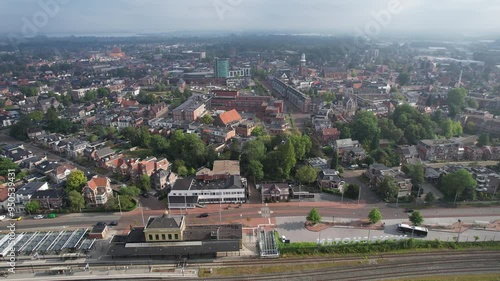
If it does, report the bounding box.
[0,215,5,221]
[33,215,44,220]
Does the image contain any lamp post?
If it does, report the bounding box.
[357,185,361,205]
[457,219,462,242]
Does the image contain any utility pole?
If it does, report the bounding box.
[357,185,361,205]
[457,219,462,242]
[140,203,145,227]
[117,194,122,215]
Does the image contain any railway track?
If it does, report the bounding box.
[3,250,500,280]
[194,253,500,281]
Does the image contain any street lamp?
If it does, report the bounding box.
[457,219,462,242]
[357,185,361,205]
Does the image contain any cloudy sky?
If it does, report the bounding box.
[1,0,499,37]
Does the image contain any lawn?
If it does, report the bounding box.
[124,148,154,159]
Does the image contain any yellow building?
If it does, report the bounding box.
[143,213,185,242]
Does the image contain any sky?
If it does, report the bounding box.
[1,0,500,38]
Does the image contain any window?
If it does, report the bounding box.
[174,234,179,240]
[168,234,172,240]
[149,235,153,240]
[155,234,159,240]
[162,234,166,240]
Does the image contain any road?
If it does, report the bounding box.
[0,131,127,186]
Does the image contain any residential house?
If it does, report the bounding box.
[398,145,420,165]
[317,169,344,192]
[14,182,49,213]
[27,128,46,140]
[0,186,9,212]
[365,163,412,197]
[342,147,367,164]
[91,147,117,168]
[66,139,89,158]
[464,145,484,161]
[50,163,78,184]
[82,177,113,206]
[235,121,256,137]
[201,126,236,144]
[151,169,177,190]
[260,183,290,203]
[320,128,340,145]
[30,189,64,210]
[148,102,169,119]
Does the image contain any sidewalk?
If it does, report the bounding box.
[5,267,198,280]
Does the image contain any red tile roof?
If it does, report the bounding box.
[0,186,8,202]
[218,109,242,126]
[322,128,339,136]
[87,177,109,191]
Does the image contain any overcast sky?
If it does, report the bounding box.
[1,0,499,37]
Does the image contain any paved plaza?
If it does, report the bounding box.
[276,216,500,244]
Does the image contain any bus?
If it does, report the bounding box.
[397,223,428,237]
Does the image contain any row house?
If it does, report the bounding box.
[464,145,484,161]
[27,128,46,140]
[271,77,311,113]
[112,116,144,130]
[1,145,34,164]
[148,118,172,129]
[105,156,170,180]
[417,139,464,161]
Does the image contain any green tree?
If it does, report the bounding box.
[306,208,321,225]
[0,157,18,177]
[289,134,312,161]
[396,72,410,86]
[351,111,380,150]
[330,150,339,169]
[425,192,436,204]
[242,139,266,162]
[27,111,44,121]
[119,186,141,197]
[378,176,399,202]
[251,126,265,137]
[295,165,318,186]
[84,90,97,102]
[409,211,424,226]
[344,184,359,200]
[447,88,467,117]
[66,170,87,193]
[200,114,214,125]
[440,169,477,202]
[478,133,490,146]
[137,174,151,192]
[368,208,382,224]
[276,141,296,179]
[68,190,85,212]
[403,164,425,186]
[247,160,264,182]
[25,201,40,214]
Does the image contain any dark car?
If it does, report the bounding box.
[96,222,107,226]
[141,192,149,198]
[404,208,414,213]
[197,213,209,218]
[109,221,118,226]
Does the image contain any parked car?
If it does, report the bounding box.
[348,164,359,170]
[33,215,44,220]
[404,208,414,213]
[14,216,22,221]
[48,213,57,218]
[0,215,5,221]
[141,192,149,198]
[109,221,118,226]
[96,222,107,226]
[197,213,209,218]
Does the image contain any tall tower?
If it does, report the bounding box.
[300,53,306,67]
[214,57,229,78]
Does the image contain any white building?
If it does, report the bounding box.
[168,176,246,208]
[14,182,49,213]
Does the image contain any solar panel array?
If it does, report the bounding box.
[0,228,94,257]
